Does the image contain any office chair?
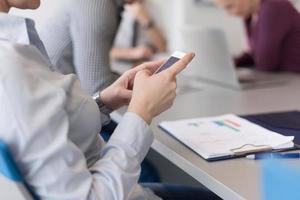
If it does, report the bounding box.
[262,159,300,200]
[0,140,36,200]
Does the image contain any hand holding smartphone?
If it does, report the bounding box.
[128,51,195,124]
[154,51,188,74]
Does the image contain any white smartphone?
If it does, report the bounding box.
[154,51,186,74]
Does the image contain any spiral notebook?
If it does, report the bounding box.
[159,114,295,161]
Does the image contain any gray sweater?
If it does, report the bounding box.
[39,0,122,94]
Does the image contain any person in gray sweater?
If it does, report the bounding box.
[39,0,131,95]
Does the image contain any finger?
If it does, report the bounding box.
[165,52,195,76]
[126,59,164,80]
[127,68,152,89]
[135,59,165,74]
[136,69,152,79]
[120,90,132,103]
[131,69,151,89]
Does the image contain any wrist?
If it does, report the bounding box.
[94,91,113,114]
[99,91,109,107]
[128,102,152,125]
[99,90,114,111]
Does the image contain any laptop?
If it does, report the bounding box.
[181,27,287,90]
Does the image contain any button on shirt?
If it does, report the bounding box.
[0,13,160,200]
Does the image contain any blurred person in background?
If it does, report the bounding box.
[39,0,134,95]
[111,0,167,63]
[216,0,300,73]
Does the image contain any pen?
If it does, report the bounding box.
[246,152,300,160]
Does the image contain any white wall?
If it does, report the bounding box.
[10,0,59,30]
[146,0,246,55]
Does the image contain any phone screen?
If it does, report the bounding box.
[155,56,180,74]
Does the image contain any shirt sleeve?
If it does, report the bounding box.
[1,48,154,200]
[89,112,154,199]
[69,0,120,95]
[253,1,293,71]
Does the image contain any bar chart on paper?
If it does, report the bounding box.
[159,114,294,160]
[213,119,241,132]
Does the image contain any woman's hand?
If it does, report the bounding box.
[131,46,154,60]
[100,60,164,110]
[128,53,195,124]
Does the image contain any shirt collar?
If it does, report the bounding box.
[0,12,31,45]
[0,12,53,69]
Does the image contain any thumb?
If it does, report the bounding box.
[120,89,132,104]
[136,69,152,79]
[165,52,195,77]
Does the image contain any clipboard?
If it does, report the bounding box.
[207,144,300,162]
[159,112,300,162]
[160,124,299,161]
[242,111,300,144]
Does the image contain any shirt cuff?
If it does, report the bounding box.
[100,112,111,126]
[108,112,154,163]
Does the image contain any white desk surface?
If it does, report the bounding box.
[111,73,300,200]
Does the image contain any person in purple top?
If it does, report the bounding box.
[216,0,300,73]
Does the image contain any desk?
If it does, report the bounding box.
[111,73,300,200]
